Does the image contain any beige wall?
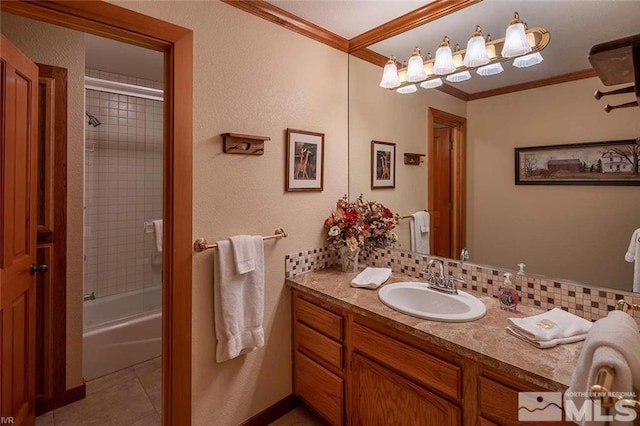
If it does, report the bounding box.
[108,2,348,425]
[467,77,640,291]
[1,14,85,390]
[348,56,466,249]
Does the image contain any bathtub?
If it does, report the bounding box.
[83,285,162,381]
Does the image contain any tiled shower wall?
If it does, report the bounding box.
[84,68,163,299]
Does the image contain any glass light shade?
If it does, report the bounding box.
[424,62,434,76]
[433,40,455,75]
[379,59,400,89]
[501,22,531,58]
[477,63,504,76]
[513,52,543,68]
[420,78,443,89]
[398,68,407,83]
[396,84,417,94]
[406,48,427,82]
[464,35,490,67]
[446,71,471,83]
[485,43,497,59]
[452,53,464,68]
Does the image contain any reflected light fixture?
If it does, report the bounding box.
[477,35,504,76]
[513,30,543,68]
[379,12,548,94]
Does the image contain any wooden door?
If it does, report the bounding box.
[351,353,460,426]
[0,34,40,426]
[432,127,453,258]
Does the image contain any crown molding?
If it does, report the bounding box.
[350,48,388,68]
[221,0,349,52]
[437,83,470,101]
[348,0,482,52]
[467,69,598,101]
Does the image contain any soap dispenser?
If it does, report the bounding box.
[498,273,519,312]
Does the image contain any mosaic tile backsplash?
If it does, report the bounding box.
[285,246,640,326]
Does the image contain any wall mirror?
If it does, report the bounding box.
[348,1,640,292]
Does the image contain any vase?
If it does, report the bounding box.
[340,246,360,273]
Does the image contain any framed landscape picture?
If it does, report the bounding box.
[286,128,324,191]
[515,139,640,186]
[371,140,396,189]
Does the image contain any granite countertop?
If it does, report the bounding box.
[286,267,583,392]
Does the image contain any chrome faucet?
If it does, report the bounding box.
[424,259,459,295]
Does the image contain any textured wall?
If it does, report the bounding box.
[108,2,349,425]
[348,56,467,249]
[467,77,640,291]
[1,13,85,390]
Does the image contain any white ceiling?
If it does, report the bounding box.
[270,0,434,39]
[85,34,163,82]
[274,0,640,94]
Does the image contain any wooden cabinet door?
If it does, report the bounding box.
[351,353,460,426]
[0,34,40,426]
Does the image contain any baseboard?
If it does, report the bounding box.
[36,382,86,415]
[239,394,301,426]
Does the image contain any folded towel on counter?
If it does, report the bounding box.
[229,235,256,274]
[214,237,265,363]
[507,308,593,342]
[351,267,393,289]
[506,325,587,349]
[566,310,640,426]
[152,219,162,253]
[625,228,640,262]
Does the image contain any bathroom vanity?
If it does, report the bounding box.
[287,268,580,426]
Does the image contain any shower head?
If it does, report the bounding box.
[86,111,101,127]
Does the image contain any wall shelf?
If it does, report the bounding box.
[222,133,270,155]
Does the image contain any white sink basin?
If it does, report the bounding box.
[378,282,486,322]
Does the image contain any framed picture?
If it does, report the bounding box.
[286,128,324,191]
[371,140,396,189]
[515,139,640,186]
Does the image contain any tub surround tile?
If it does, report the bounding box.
[287,267,580,392]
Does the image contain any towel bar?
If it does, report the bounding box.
[400,210,428,220]
[193,228,287,252]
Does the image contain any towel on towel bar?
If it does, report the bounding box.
[152,220,162,253]
[566,310,640,426]
[410,211,430,254]
[214,237,265,363]
[625,228,640,292]
[230,235,256,274]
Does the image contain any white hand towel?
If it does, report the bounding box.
[506,325,587,349]
[214,237,265,363]
[507,308,592,342]
[351,267,392,289]
[566,310,640,426]
[230,235,256,274]
[624,228,640,262]
[410,211,430,254]
[152,220,162,253]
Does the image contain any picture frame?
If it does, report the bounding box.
[515,139,640,186]
[371,140,396,189]
[286,128,324,192]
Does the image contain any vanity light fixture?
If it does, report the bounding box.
[379,12,549,93]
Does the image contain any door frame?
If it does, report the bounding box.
[427,108,466,259]
[0,2,193,425]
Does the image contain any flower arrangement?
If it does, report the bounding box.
[324,194,400,252]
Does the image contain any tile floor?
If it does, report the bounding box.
[35,356,324,426]
[36,357,161,426]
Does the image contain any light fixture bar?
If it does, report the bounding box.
[389,27,550,91]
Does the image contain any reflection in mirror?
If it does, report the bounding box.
[349,53,640,293]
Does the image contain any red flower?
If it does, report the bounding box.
[343,211,358,225]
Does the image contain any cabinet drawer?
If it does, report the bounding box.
[295,295,343,342]
[294,350,343,426]
[295,321,343,370]
[351,322,461,401]
[479,376,566,426]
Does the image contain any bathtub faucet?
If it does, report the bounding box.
[84,292,96,301]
